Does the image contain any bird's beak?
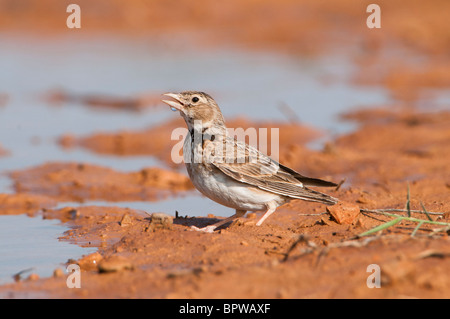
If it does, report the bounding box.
[162,93,184,112]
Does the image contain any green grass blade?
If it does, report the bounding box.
[411,221,424,237]
[358,218,402,237]
[420,202,433,221]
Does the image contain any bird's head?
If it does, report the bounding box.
[162,91,225,130]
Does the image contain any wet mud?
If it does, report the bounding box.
[1,0,449,299]
[1,108,450,298]
[10,162,193,202]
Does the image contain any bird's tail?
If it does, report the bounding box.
[295,187,338,205]
[278,163,337,188]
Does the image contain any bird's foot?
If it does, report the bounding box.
[190,225,217,233]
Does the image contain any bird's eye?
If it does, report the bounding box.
[192,96,199,103]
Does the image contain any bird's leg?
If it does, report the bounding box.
[256,201,277,226]
[191,209,246,233]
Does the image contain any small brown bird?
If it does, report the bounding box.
[162,91,338,232]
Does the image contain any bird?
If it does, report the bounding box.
[162,91,338,232]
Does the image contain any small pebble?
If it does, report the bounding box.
[120,213,132,227]
[77,252,103,271]
[326,201,360,225]
[27,273,40,281]
[53,268,64,278]
[98,256,134,273]
[147,213,173,231]
[151,213,173,226]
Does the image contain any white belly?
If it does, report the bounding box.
[183,134,286,211]
[186,162,285,211]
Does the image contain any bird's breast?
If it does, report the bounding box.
[183,145,283,211]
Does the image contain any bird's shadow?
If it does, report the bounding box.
[173,216,231,230]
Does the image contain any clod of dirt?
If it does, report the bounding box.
[26,273,40,281]
[77,252,103,271]
[326,202,360,225]
[53,268,64,278]
[120,213,132,227]
[147,213,173,232]
[98,256,134,273]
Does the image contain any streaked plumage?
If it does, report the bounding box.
[162,91,338,232]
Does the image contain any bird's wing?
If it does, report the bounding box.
[209,137,338,205]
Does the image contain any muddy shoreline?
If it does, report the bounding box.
[1,0,449,299]
[1,108,450,298]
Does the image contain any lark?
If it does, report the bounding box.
[162,91,338,232]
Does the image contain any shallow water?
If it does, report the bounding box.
[0,214,95,284]
[0,34,393,186]
[0,33,394,283]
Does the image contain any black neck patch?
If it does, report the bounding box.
[189,128,215,146]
